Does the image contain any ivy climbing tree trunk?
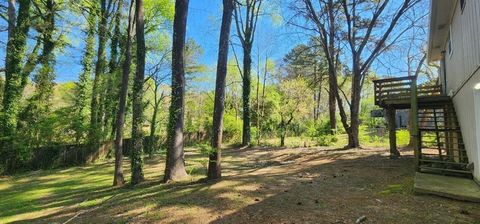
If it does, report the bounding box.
[241,46,252,146]
[73,6,96,143]
[7,0,16,40]
[104,0,122,140]
[89,0,110,144]
[148,85,164,157]
[207,0,234,180]
[1,0,32,172]
[131,0,146,185]
[233,0,263,147]
[113,0,135,187]
[21,0,57,146]
[164,0,189,182]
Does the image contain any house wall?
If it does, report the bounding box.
[445,0,480,94]
[475,86,480,183]
[443,0,480,180]
[454,71,480,180]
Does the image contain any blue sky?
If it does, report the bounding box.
[0,1,304,85]
[0,0,430,87]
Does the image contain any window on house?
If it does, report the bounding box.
[461,0,466,14]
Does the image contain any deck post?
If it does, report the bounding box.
[387,107,399,158]
[411,76,420,171]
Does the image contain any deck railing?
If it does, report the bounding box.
[373,76,442,106]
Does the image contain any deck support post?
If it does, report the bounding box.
[411,76,420,171]
[387,107,400,158]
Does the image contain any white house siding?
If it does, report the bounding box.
[453,70,480,180]
[443,0,480,180]
[445,0,480,93]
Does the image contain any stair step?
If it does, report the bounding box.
[419,128,462,132]
[419,166,471,174]
[421,153,469,160]
[419,159,468,166]
[413,95,468,172]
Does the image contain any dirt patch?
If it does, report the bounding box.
[12,147,480,223]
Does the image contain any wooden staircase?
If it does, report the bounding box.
[373,76,471,177]
[417,101,471,177]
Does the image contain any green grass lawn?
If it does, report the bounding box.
[0,130,412,223]
[261,128,411,149]
[1,144,478,223]
[0,149,211,223]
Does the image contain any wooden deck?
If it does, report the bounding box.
[373,76,471,177]
[380,95,451,109]
[373,76,444,109]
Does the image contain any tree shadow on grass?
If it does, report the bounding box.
[6,147,480,223]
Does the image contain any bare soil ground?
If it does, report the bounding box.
[3,147,480,223]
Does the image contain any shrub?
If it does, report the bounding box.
[196,143,215,157]
[316,134,338,146]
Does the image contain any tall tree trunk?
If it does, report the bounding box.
[113,0,135,187]
[89,0,109,144]
[280,133,285,147]
[313,65,318,120]
[256,51,260,135]
[7,0,16,41]
[327,0,337,135]
[26,0,56,145]
[148,86,163,157]
[131,0,146,185]
[106,1,122,140]
[74,6,96,143]
[207,0,234,180]
[279,119,286,147]
[242,46,252,146]
[148,99,159,156]
[1,0,31,171]
[259,55,268,144]
[347,65,362,148]
[328,77,336,134]
[316,76,322,121]
[233,0,262,147]
[164,0,189,182]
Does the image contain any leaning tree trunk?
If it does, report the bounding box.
[113,0,135,187]
[131,0,146,185]
[164,0,189,182]
[207,0,234,180]
[242,45,252,146]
